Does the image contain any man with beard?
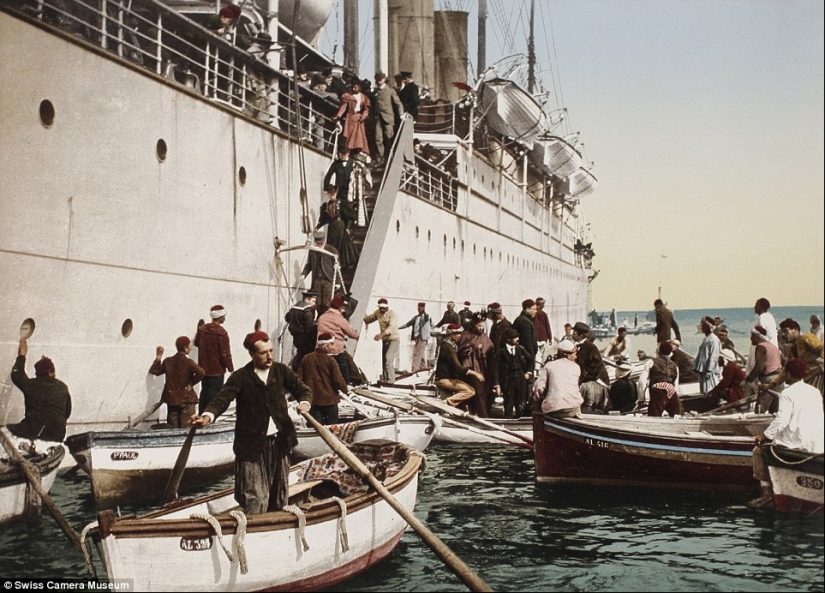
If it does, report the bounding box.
[458,313,496,416]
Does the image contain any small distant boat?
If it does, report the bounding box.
[88,441,423,592]
[534,413,773,490]
[65,422,235,505]
[763,445,824,514]
[0,444,65,524]
[292,415,438,459]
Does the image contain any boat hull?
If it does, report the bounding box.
[65,423,235,504]
[94,441,422,591]
[292,415,436,459]
[764,445,824,514]
[0,445,65,523]
[533,413,772,490]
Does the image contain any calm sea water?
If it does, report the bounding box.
[1,306,823,591]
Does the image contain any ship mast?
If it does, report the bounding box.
[477,0,487,74]
[527,0,536,93]
[344,0,359,73]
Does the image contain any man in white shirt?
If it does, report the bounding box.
[748,358,825,508]
[754,297,778,348]
[533,338,583,418]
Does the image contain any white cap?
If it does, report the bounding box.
[558,338,577,353]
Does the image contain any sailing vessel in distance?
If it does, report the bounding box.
[0,0,597,431]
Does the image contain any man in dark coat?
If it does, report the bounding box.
[435,301,460,328]
[192,331,312,514]
[572,321,610,414]
[285,290,318,371]
[194,304,234,414]
[512,298,538,362]
[533,296,553,362]
[302,230,340,314]
[493,329,534,418]
[372,71,405,164]
[8,337,72,445]
[323,148,355,208]
[149,336,204,428]
[297,332,347,425]
[488,302,513,354]
[397,71,419,120]
[654,298,681,344]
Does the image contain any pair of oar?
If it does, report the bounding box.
[355,387,534,448]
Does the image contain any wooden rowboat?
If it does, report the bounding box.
[764,444,824,514]
[88,440,423,592]
[0,443,65,523]
[533,412,773,490]
[65,422,235,505]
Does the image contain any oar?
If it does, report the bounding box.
[0,429,82,549]
[353,388,530,448]
[299,410,493,592]
[339,390,384,419]
[409,393,535,446]
[160,425,197,506]
[697,394,759,417]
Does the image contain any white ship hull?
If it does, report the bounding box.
[0,2,590,432]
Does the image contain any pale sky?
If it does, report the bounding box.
[320,0,824,311]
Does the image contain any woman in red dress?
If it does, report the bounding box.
[333,81,371,158]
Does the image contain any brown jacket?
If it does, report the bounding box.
[194,322,234,376]
[149,352,205,406]
[297,350,347,407]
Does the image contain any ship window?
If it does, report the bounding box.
[428,230,431,242]
[238,166,247,186]
[20,318,36,339]
[443,234,447,246]
[254,319,262,331]
[121,319,133,338]
[461,240,465,252]
[156,139,167,162]
[484,247,487,258]
[473,244,476,254]
[416,226,419,239]
[397,220,401,233]
[39,100,55,127]
[452,238,456,249]
[481,175,485,184]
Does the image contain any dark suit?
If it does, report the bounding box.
[398,80,419,120]
[323,157,354,203]
[9,355,72,442]
[512,312,538,360]
[495,344,532,418]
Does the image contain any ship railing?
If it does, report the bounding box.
[6,0,341,156]
[400,156,458,212]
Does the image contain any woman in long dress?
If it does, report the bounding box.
[333,81,371,157]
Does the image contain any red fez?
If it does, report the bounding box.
[317,332,334,344]
[34,356,55,376]
[779,318,800,332]
[377,298,388,307]
[784,358,806,379]
[463,301,471,306]
[219,4,241,20]
[446,323,463,334]
[536,297,545,304]
[658,342,673,356]
[175,336,191,350]
[487,302,501,312]
[243,330,270,350]
[522,299,535,309]
[330,295,345,309]
[417,302,426,307]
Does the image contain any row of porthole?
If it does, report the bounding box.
[395,219,554,273]
[19,318,262,340]
[38,100,249,183]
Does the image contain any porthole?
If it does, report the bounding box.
[254,319,262,331]
[443,234,447,246]
[473,244,476,254]
[428,230,431,241]
[415,226,420,238]
[397,220,401,233]
[39,100,55,127]
[121,319,133,338]
[453,237,456,249]
[461,240,465,252]
[239,166,247,185]
[156,139,168,162]
[20,318,36,339]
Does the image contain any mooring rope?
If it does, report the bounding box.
[767,443,822,466]
[229,510,248,574]
[190,513,234,563]
[283,504,309,551]
[332,496,349,552]
[79,521,99,579]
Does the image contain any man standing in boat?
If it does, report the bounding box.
[512,299,539,365]
[603,326,631,362]
[149,337,204,428]
[748,358,824,508]
[653,298,681,344]
[434,324,485,408]
[571,322,610,414]
[6,337,71,453]
[316,295,360,384]
[363,298,400,382]
[297,332,346,426]
[533,338,582,419]
[493,328,533,419]
[533,297,553,363]
[763,318,824,397]
[693,316,722,396]
[743,326,782,413]
[194,304,234,414]
[488,302,513,354]
[640,342,682,417]
[192,331,312,515]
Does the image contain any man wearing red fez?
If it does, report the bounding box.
[7,337,72,448]
[194,304,234,414]
[764,318,824,397]
[434,324,485,408]
[149,336,205,428]
[748,358,824,508]
[297,332,347,425]
[399,302,432,372]
[192,331,312,514]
